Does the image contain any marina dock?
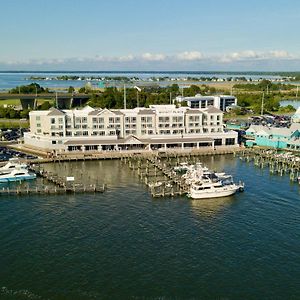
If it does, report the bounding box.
[239,148,300,181]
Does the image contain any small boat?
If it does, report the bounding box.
[174,162,190,172]
[0,169,36,183]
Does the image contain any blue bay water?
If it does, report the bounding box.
[0,156,299,299]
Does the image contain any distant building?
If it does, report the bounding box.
[175,94,237,112]
[24,105,238,153]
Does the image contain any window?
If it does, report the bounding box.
[99,117,104,123]
[37,129,41,133]
[36,116,40,121]
[83,131,89,136]
[82,117,87,123]
[51,118,55,124]
[51,140,56,144]
[58,118,63,124]
[37,123,41,127]
[109,117,114,123]
[92,118,98,123]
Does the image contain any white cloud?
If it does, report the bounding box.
[176,51,203,61]
[140,53,166,61]
[0,50,299,70]
[218,50,293,63]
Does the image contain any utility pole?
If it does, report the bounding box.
[261,92,264,116]
[170,92,172,104]
[124,84,126,109]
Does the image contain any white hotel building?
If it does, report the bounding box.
[24,105,238,154]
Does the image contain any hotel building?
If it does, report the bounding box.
[24,105,238,153]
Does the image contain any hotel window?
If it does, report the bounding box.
[66,131,72,136]
[82,117,87,123]
[36,116,40,121]
[37,123,41,127]
[37,129,41,133]
[147,117,152,122]
[58,118,63,124]
[52,141,56,144]
[141,117,146,122]
[82,124,87,129]
[109,131,115,135]
[109,117,114,123]
[99,131,105,136]
[83,131,89,136]
[51,118,55,124]
[92,118,98,123]
[99,117,104,123]
[115,117,120,123]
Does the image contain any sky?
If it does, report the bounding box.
[1,0,300,71]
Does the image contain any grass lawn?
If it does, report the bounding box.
[0,118,29,129]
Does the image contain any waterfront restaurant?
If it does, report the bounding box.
[24,105,238,154]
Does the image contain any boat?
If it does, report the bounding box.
[0,159,27,172]
[0,169,36,182]
[188,177,244,199]
[174,162,190,172]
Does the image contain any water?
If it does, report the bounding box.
[0,156,299,299]
[280,99,300,109]
[0,71,283,91]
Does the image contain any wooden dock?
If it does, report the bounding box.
[122,155,193,198]
[0,185,105,196]
[239,148,300,181]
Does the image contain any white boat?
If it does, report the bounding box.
[0,169,36,183]
[0,160,27,172]
[188,178,244,199]
[174,162,190,172]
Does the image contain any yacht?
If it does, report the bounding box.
[0,169,36,183]
[188,177,244,199]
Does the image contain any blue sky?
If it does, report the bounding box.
[1,0,300,71]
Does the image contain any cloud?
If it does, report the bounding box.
[140,52,166,61]
[176,51,203,61]
[218,50,293,63]
[0,50,299,71]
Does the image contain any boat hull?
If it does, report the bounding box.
[0,175,36,183]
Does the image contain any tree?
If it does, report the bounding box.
[68,86,75,93]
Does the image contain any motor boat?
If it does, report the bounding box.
[0,169,36,183]
[0,159,27,173]
[188,178,244,199]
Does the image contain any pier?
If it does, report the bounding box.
[239,148,300,181]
